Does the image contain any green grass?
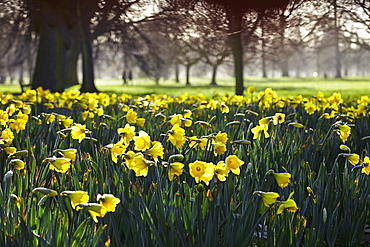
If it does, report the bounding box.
[2,76,370,98]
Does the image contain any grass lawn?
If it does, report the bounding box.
[1,76,370,98]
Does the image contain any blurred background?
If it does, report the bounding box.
[1,0,370,94]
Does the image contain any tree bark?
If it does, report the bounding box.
[334,0,341,78]
[175,62,180,83]
[78,1,98,93]
[261,18,267,78]
[32,0,68,92]
[185,64,191,86]
[210,63,218,86]
[227,8,244,95]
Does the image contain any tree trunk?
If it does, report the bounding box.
[32,0,68,92]
[78,1,98,93]
[175,62,180,83]
[65,24,80,88]
[65,42,80,88]
[279,14,289,77]
[261,18,267,78]
[209,63,218,86]
[185,64,191,86]
[334,0,341,78]
[227,8,244,95]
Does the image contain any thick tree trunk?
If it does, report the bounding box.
[227,8,244,95]
[78,2,98,93]
[32,0,67,92]
[65,25,80,87]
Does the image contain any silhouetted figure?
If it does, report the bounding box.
[324,73,327,79]
[128,70,132,81]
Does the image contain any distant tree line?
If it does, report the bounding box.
[1,0,370,95]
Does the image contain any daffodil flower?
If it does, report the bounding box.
[267,170,291,188]
[134,130,151,151]
[214,161,229,182]
[253,191,280,207]
[77,203,107,223]
[56,148,77,162]
[277,192,299,214]
[117,124,135,145]
[340,153,360,166]
[225,155,244,175]
[189,160,215,185]
[70,123,90,143]
[167,124,186,149]
[61,191,89,210]
[44,157,71,173]
[97,194,121,212]
[148,141,164,162]
[168,162,184,181]
[361,156,370,175]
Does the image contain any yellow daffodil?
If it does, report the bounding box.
[56,148,77,162]
[167,124,186,149]
[214,131,228,144]
[212,142,227,156]
[3,147,17,155]
[341,153,360,165]
[251,124,270,140]
[136,118,146,127]
[77,203,107,223]
[9,159,25,170]
[70,123,89,143]
[184,109,192,118]
[61,191,89,210]
[169,114,182,126]
[304,102,317,115]
[225,155,244,175]
[134,130,151,151]
[0,110,9,125]
[277,192,299,214]
[168,162,184,181]
[117,124,135,145]
[97,194,120,212]
[148,141,164,162]
[62,117,73,128]
[45,157,71,173]
[267,170,291,188]
[253,191,280,207]
[110,140,128,163]
[272,113,285,125]
[259,117,271,126]
[247,86,255,94]
[220,102,229,113]
[189,160,215,185]
[362,156,370,175]
[131,153,154,177]
[336,124,351,143]
[126,108,138,124]
[214,161,229,182]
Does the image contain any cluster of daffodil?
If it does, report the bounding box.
[1,86,370,246]
[33,188,120,223]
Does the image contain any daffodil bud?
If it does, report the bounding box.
[9,159,26,170]
[33,188,58,197]
[3,170,13,181]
